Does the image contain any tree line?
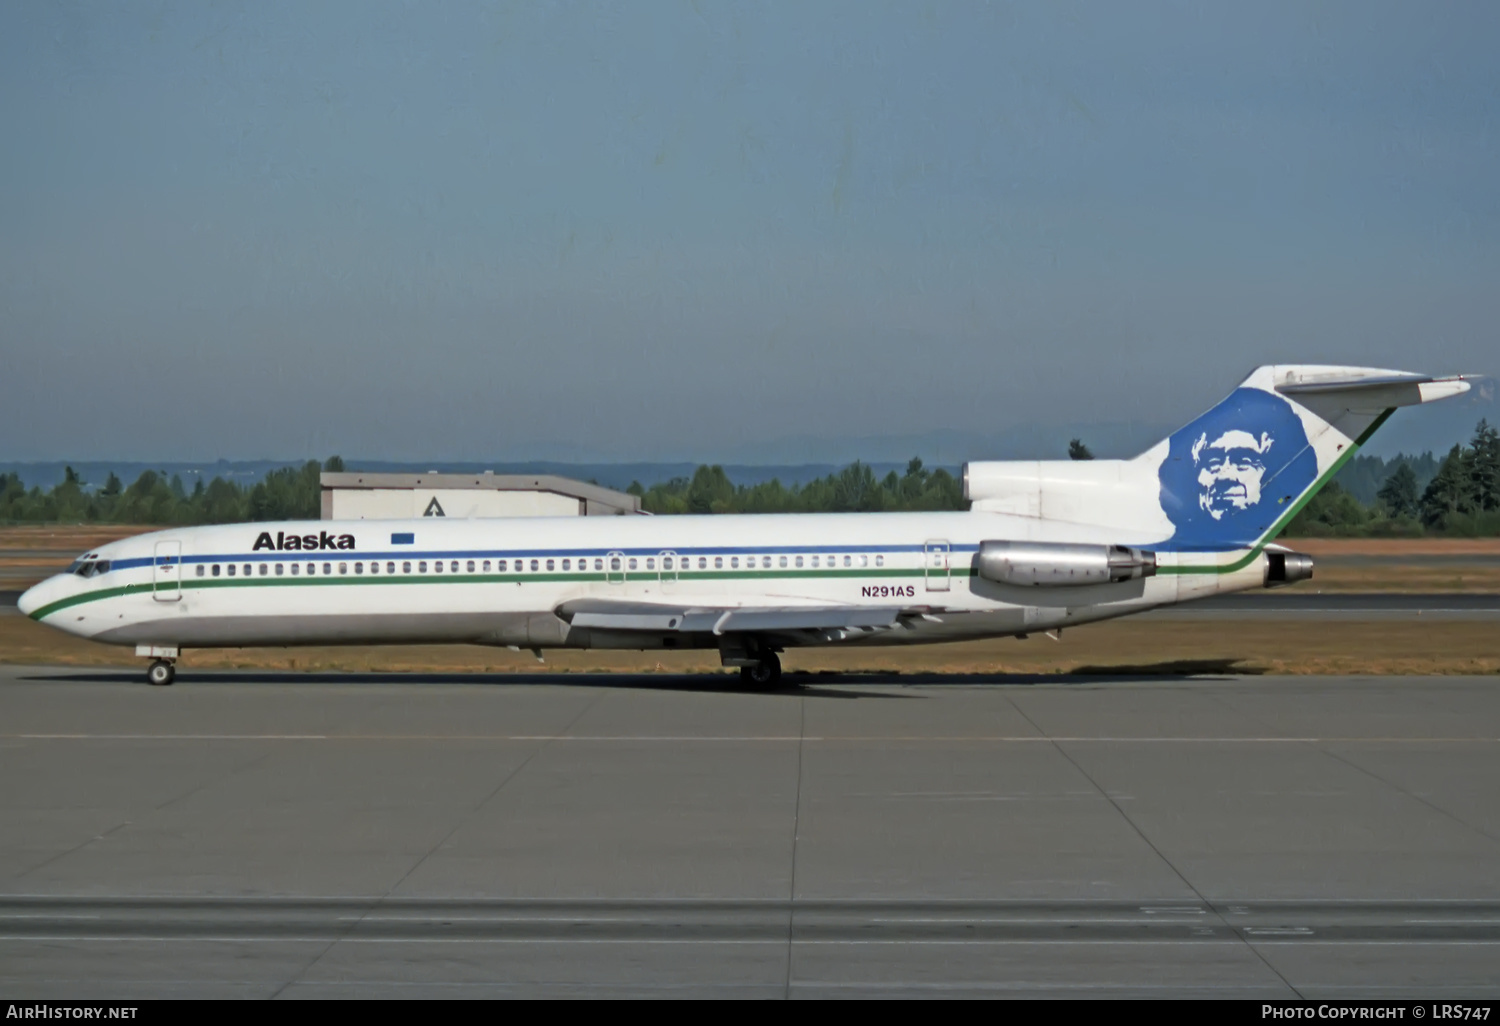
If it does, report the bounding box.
[1285,420,1500,536]
[0,458,342,525]
[626,459,966,515]
[1,422,1497,535]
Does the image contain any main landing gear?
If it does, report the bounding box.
[146,659,176,686]
[739,652,782,688]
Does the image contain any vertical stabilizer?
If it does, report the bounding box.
[1142,365,1469,552]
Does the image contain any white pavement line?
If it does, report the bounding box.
[10,734,1500,742]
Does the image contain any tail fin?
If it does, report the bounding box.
[1145,365,1470,551]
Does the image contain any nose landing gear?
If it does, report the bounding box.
[136,645,181,686]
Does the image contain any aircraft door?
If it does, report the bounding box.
[606,550,625,585]
[659,551,679,590]
[153,541,182,602]
[924,539,951,592]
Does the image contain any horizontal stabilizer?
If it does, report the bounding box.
[1274,369,1471,406]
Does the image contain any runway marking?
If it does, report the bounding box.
[10,734,1500,743]
[4,936,1498,945]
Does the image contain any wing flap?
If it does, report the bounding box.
[562,600,902,635]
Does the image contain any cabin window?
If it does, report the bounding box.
[212,564,221,577]
[322,563,331,575]
[479,560,488,572]
[339,563,347,575]
[697,557,706,569]
[843,555,851,567]
[290,563,299,576]
[467,560,475,573]
[560,558,570,571]
[607,557,619,571]
[545,559,554,571]
[434,560,443,573]
[306,563,314,575]
[226,564,235,577]
[495,559,506,571]
[661,557,671,570]
[714,556,723,569]
[810,556,819,568]
[646,557,655,570]
[875,555,884,567]
[402,562,411,573]
[370,562,379,575]
[859,555,868,567]
[627,558,638,571]
[777,556,787,568]
[529,559,538,572]
[795,556,803,568]
[729,556,738,569]
[354,563,363,575]
[258,563,268,576]
[195,565,205,578]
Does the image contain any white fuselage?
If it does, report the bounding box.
[19,510,1268,653]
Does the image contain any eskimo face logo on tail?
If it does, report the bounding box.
[1193,429,1273,519]
[1159,388,1317,549]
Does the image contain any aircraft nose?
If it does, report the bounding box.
[17,582,42,618]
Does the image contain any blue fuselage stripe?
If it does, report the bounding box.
[97,542,979,574]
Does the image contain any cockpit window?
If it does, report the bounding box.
[69,558,111,578]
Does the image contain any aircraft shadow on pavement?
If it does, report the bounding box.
[21,659,1261,693]
[19,668,908,700]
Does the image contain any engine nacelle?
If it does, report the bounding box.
[977,540,1157,587]
[1264,550,1314,587]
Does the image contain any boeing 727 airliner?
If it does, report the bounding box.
[19,365,1471,686]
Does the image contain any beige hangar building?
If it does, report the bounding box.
[319,471,642,521]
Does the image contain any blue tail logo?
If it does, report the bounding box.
[1158,388,1317,550]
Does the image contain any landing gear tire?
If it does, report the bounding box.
[740,653,782,688]
[147,660,176,687]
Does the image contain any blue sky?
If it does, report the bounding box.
[3,1,1496,462]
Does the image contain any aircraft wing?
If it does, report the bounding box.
[556,599,905,635]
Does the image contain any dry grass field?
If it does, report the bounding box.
[3,610,1495,678]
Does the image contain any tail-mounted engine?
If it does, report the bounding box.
[977,540,1157,587]
[1264,550,1314,588]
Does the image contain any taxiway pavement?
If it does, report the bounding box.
[2,666,1498,997]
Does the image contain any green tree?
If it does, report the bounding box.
[1469,419,1500,512]
[1419,445,1471,528]
[685,465,735,514]
[1376,462,1419,519]
[1068,439,1094,460]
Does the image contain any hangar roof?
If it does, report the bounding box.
[319,472,642,517]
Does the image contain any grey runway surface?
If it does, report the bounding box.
[3,666,1500,998]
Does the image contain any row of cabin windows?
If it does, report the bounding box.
[191,553,886,579]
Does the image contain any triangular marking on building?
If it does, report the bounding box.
[423,497,446,517]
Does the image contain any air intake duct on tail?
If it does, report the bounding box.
[977,540,1157,587]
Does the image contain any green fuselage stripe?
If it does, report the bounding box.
[28,566,958,622]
